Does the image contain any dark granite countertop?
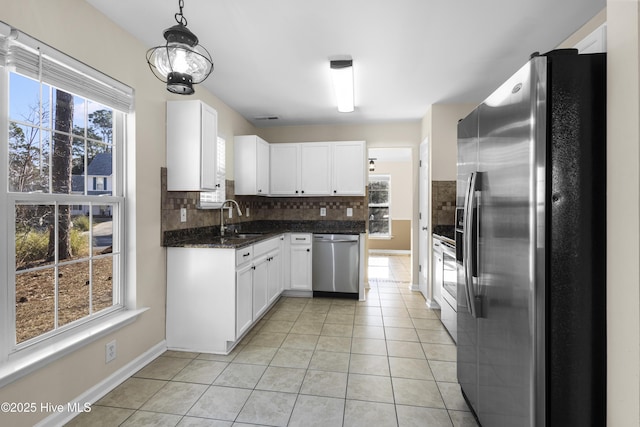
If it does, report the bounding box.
[164,220,367,249]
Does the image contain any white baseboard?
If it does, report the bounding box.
[37,340,167,427]
[368,249,411,255]
[409,283,420,292]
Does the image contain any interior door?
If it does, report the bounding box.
[418,139,432,305]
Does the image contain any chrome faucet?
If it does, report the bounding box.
[220,199,243,236]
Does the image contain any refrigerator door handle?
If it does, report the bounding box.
[463,172,480,318]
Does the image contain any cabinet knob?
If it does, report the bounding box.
[301,190,305,194]
[306,248,310,252]
[295,190,299,194]
[216,183,221,188]
[333,190,337,194]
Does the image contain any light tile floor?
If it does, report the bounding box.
[67,255,477,426]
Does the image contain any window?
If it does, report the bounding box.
[368,174,391,237]
[1,24,134,359]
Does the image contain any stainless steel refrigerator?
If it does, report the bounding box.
[456,49,606,426]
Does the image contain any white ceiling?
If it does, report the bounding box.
[86,0,604,128]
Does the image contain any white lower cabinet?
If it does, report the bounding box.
[236,263,254,339]
[289,233,312,291]
[252,255,269,320]
[167,235,284,354]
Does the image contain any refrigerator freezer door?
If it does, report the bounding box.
[474,57,547,426]
[456,108,480,416]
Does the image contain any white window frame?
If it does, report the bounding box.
[368,174,392,238]
[0,22,145,388]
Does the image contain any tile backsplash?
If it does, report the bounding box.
[432,180,456,227]
[161,168,367,238]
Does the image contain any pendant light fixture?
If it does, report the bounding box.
[146,0,214,95]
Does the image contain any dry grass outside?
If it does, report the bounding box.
[15,256,114,344]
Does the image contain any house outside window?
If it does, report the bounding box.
[1,25,134,358]
[368,174,391,237]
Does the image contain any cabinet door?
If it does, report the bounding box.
[432,245,443,306]
[236,264,254,339]
[300,143,331,195]
[256,137,270,195]
[267,250,282,304]
[167,100,219,191]
[200,103,218,190]
[270,144,299,195]
[253,257,269,319]
[290,245,312,290]
[333,141,365,195]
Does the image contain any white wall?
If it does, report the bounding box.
[0,1,255,425]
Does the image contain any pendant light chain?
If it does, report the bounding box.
[174,0,188,26]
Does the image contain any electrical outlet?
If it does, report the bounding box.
[105,340,117,363]
[346,208,353,217]
[180,208,187,222]
[246,207,250,217]
[320,207,327,217]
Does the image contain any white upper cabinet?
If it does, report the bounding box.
[166,100,219,191]
[263,140,366,197]
[332,141,366,195]
[270,143,299,195]
[234,135,270,195]
[299,143,331,196]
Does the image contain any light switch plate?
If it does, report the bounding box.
[347,208,353,217]
[320,207,327,216]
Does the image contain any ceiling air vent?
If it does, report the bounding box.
[254,115,279,121]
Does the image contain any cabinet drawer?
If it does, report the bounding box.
[254,236,281,257]
[290,233,311,244]
[236,247,254,266]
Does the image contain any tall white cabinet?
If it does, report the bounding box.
[166,100,221,192]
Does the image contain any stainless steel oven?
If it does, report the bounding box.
[440,239,457,343]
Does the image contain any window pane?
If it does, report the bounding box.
[88,103,113,144]
[72,96,86,137]
[93,256,114,313]
[87,148,113,195]
[93,207,113,254]
[369,207,390,234]
[15,204,55,270]
[72,138,86,195]
[15,268,55,343]
[9,124,50,192]
[9,73,41,124]
[58,261,90,327]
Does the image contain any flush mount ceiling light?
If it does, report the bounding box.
[330,59,354,113]
[146,0,214,95]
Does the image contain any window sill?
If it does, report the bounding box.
[369,235,393,240]
[0,308,148,388]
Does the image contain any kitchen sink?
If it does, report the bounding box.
[230,233,264,239]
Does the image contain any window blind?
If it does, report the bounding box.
[0,25,134,113]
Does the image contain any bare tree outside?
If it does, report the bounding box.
[48,90,74,261]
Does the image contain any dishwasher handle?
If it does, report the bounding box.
[314,239,357,243]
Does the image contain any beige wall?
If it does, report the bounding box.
[603,2,640,425]
[0,1,255,425]
[368,160,412,251]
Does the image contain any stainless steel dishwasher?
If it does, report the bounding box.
[312,234,359,297]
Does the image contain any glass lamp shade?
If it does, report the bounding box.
[146,24,213,95]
